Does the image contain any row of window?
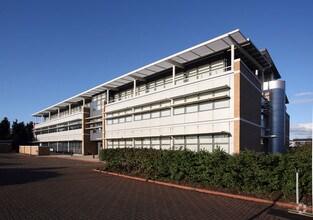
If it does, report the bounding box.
[106,99,229,125]
[109,60,226,103]
[35,120,82,135]
[106,108,171,125]
[106,87,229,119]
[41,141,82,154]
[107,134,229,153]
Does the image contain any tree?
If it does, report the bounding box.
[25,122,34,143]
[11,120,32,150]
[0,117,11,140]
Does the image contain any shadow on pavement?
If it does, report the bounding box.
[0,167,66,186]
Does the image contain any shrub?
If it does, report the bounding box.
[99,145,312,197]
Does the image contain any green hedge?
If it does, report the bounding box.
[99,145,312,197]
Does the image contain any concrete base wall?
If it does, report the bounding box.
[19,146,50,156]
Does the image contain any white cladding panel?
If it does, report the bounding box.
[105,73,235,141]
[36,129,82,142]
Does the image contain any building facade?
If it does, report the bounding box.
[32,30,289,155]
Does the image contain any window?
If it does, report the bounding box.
[174,106,184,115]
[199,135,213,152]
[107,119,112,125]
[214,135,229,153]
[113,140,119,148]
[199,135,213,144]
[174,98,185,105]
[126,139,132,148]
[143,138,150,148]
[134,107,142,112]
[119,140,126,148]
[161,137,171,150]
[161,109,171,117]
[199,102,212,111]
[185,136,198,152]
[142,113,150,120]
[113,118,118,124]
[107,140,113,148]
[134,139,142,148]
[186,104,198,113]
[214,99,229,109]
[119,117,125,123]
[199,144,213,152]
[186,95,198,102]
[134,114,142,121]
[151,137,160,149]
[151,111,160,118]
[216,144,228,153]
[214,135,228,143]
[125,116,132,122]
[160,101,171,107]
[174,136,184,150]
[151,103,160,109]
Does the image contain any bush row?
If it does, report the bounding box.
[99,145,312,197]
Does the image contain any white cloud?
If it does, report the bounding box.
[290,92,313,104]
[290,123,312,139]
[291,98,313,104]
[294,92,313,97]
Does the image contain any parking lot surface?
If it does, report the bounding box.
[0,153,306,219]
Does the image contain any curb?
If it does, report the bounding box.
[46,155,103,163]
[92,169,312,212]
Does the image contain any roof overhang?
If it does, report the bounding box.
[33,29,271,117]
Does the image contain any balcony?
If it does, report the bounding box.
[106,66,232,113]
[34,112,83,129]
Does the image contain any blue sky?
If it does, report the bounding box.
[0,0,312,138]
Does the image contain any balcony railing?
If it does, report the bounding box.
[108,65,231,104]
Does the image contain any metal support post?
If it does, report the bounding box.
[231,45,235,71]
[133,80,136,96]
[172,65,176,85]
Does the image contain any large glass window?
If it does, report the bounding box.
[174,136,184,150]
[143,138,150,148]
[185,136,198,152]
[161,137,171,150]
[134,139,142,148]
[151,137,160,149]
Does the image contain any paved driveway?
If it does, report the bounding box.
[0,153,306,219]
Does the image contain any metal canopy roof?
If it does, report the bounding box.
[32,29,270,117]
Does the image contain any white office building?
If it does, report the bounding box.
[32,30,289,155]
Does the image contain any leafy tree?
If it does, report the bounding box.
[0,117,11,140]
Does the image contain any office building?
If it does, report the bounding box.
[32,30,289,155]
